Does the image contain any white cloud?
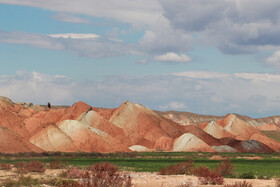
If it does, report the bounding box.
[159,102,188,110]
[0,71,77,104]
[266,50,280,65]
[52,13,91,24]
[169,102,188,110]
[155,52,191,63]
[1,71,280,117]
[0,0,162,26]
[0,31,63,50]
[160,0,280,54]
[172,71,229,79]
[0,31,133,58]
[234,73,280,82]
[2,0,280,56]
[49,33,100,40]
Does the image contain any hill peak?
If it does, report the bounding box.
[0,96,14,106]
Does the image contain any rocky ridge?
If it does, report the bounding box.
[0,96,279,153]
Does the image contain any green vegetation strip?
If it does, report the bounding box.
[0,152,279,178]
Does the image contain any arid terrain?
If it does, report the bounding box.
[0,96,280,154]
[0,168,278,187]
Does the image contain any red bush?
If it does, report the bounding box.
[59,180,82,187]
[159,160,194,175]
[62,162,131,187]
[193,166,211,177]
[193,165,223,185]
[198,171,224,185]
[85,162,131,187]
[214,158,234,177]
[49,159,69,169]
[14,161,26,169]
[66,168,85,179]
[88,162,117,175]
[224,181,253,187]
[0,163,11,170]
[275,178,280,187]
[24,160,46,173]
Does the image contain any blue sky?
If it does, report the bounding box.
[1,0,280,117]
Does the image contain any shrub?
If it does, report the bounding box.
[239,172,255,179]
[66,168,85,179]
[24,160,46,173]
[159,160,194,175]
[177,179,193,187]
[85,162,131,187]
[198,171,224,185]
[60,162,132,187]
[14,161,26,169]
[193,166,223,185]
[58,180,81,187]
[214,158,234,177]
[88,162,117,175]
[224,181,253,187]
[275,178,280,187]
[0,163,11,170]
[1,175,35,187]
[193,166,211,177]
[49,159,69,169]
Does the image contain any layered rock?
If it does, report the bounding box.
[0,96,279,153]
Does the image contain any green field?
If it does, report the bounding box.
[0,152,279,178]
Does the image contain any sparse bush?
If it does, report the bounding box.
[14,161,26,169]
[84,162,131,187]
[1,175,35,187]
[66,168,85,179]
[239,172,255,179]
[198,171,224,185]
[214,158,234,177]
[62,162,132,187]
[24,160,46,173]
[193,165,224,185]
[224,181,253,187]
[159,160,194,175]
[275,178,280,187]
[88,162,117,175]
[58,180,81,187]
[177,179,193,187]
[0,163,11,170]
[49,159,69,169]
[193,166,211,177]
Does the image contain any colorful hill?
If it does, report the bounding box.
[0,96,279,153]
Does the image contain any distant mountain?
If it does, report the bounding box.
[0,96,279,153]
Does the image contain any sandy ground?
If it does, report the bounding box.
[0,169,278,187]
[129,172,277,187]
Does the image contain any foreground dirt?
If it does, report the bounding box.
[129,172,277,187]
[0,169,278,187]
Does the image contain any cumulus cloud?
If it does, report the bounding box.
[49,33,99,40]
[266,50,280,66]
[234,73,280,82]
[172,71,229,79]
[2,0,280,56]
[139,17,193,54]
[0,71,77,104]
[159,102,188,110]
[155,52,191,63]
[160,0,280,54]
[1,71,280,117]
[52,13,91,24]
[0,31,133,58]
[0,31,63,50]
[0,0,162,26]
